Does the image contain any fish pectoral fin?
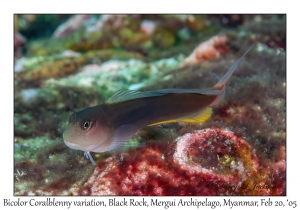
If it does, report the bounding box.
[84,151,96,164]
[148,106,212,126]
[212,72,221,81]
[109,124,139,151]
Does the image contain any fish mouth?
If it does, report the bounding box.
[64,140,103,152]
[63,134,103,152]
[64,140,81,151]
[63,122,105,152]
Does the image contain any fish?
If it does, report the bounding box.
[63,45,255,164]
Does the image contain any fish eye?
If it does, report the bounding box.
[81,120,93,131]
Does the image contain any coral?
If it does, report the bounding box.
[140,20,157,36]
[19,57,85,81]
[140,35,230,87]
[14,15,286,196]
[227,15,286,50]
[181,35,230,66]
[52,15,90,39]
[173,129,259,183]
[16,15,72,40]
[218,15,244,28]
[88,14,132,32]
[77,128,283,195]
[24,14,219,58]
[14,49,143,86]
[14,138,95,195]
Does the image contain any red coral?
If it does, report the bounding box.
[79,128,284,195]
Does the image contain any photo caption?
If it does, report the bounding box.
[3,198,298,209]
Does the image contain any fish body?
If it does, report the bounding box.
[63,45,255,164]
[63,89,218,152]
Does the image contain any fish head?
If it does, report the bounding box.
[63,106,112,152]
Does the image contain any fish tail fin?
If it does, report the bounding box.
[210,44,255,106]
[214,44,255,91]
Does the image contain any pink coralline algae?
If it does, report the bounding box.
[89,14,130,33]
[52,14,90,39]
[140,20,157,36]
[173,129,259,185]
[79,128,285,196]
[181,35,230,66]
[14,32,26,58]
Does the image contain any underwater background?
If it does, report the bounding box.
[14,14,286,195]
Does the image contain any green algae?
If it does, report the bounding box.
[24,14,220,58]
[14,137,55,163]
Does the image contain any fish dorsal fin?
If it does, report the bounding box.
[148,106,212,126]
[105,89,167,105]
[106,90,141,104]
[105,89,222,105]
[146,88,222,96]
[109,124,139,151]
